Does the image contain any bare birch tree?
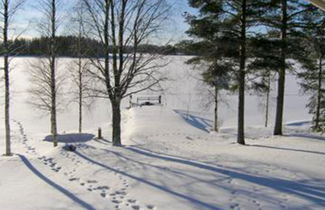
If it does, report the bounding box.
[0,0,25,156]
[29,0,62,147]
[69,5,93,133]
[81,0,169,146]
[70,55,92,134]
[28,58,65,113]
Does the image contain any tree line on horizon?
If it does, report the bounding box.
[0,36,197,57]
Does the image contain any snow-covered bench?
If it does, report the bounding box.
[129,95,162,107]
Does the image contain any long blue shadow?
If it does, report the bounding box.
[251,145,325,156]
[174,109,212,132]
[103,148,230,190]
[286,121,311,127]
[18,155,95,210]
[287,133,325,141]
[74,151,221,210]
[125,147,325,207]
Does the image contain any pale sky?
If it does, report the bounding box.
[11,0,196,44]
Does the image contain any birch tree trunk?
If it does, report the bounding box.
[77,20,83,134]
[78,56,83,133]
[3,0,11,155]
[50,0,58,147]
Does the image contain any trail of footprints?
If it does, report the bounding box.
[38,156,62,172]
[14,120,63,173]
[14,120,38,156]
[228,190,241,210]
[228,184,288,210]
[54,144,155,210]
[15,120,290,210]
[14,120,156,209]
[63,145,157,210]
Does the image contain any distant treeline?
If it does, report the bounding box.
[0,36,197,57]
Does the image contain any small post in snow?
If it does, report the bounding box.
[129,95,133,108]
[98,127,102,139]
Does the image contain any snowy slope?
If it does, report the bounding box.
[1,105,324,210]
[0,56,312,143]
[0,56,324,210]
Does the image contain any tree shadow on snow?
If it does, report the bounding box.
[74,146,325,209]
[93,138,112,145]
[123,147,325,207]
[18,155,95,210]
[74,150,222,210]
[174,109,212,132]
[44,133,95,143]
[286,121,311,127]
[286,133,325,142]
[250,144,325,156]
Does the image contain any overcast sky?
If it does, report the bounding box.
[12,0,196,44]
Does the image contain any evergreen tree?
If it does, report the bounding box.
[298,8,325,131]
[184,5,237,132]
[186,0,266,144]
[247,0,318,134]
[249,32,282,128]
[184,40,235,132]
[260,0,317,135]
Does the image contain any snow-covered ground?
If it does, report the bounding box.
[0,57,324,210]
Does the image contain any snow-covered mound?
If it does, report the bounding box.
[124,106,210,142]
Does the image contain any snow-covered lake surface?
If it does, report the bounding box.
[1,57,324,210]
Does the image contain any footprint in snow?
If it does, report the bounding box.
[87,180,98,184]
[252,199,261,208]
[230,203,240,209]
[132,205,140,210]
[146,205,155,209]
[112,200,121,204]
[115,190,127,195]
[69,177,80,182]
[96,186,110,190]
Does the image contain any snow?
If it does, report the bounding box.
[0,56,325,210]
